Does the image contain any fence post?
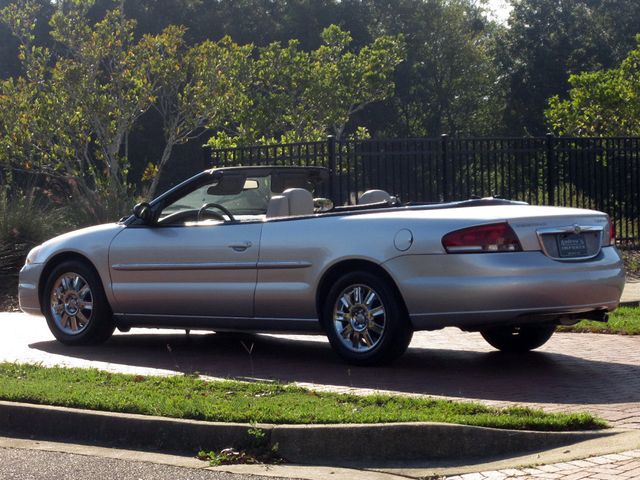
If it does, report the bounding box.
[441,134,449,202]
[546,133,556,205]
[327,135,336,201]
[202,145,213,169]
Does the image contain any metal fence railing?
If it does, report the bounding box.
[208,135,640,245]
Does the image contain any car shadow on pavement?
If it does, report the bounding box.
[29,330,640,406]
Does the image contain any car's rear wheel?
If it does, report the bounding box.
[322,271,413,366]
[43,260,115,345]
[480,324,556,352]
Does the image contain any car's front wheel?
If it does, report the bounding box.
[322,271,413,366]
[480,324,556,352]
[43,260,115,345]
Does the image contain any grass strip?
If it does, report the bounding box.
[0,363,604,431]
[559,306,640,335]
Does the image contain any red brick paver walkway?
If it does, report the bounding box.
[447,449,640,479]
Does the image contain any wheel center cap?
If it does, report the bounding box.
[64,295,79,315]
[351,307,368,332]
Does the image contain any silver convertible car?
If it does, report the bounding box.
[19,166,625,365]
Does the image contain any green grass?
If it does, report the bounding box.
[559,306,640,335]
[0,363,605,431]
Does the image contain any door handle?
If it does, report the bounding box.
[228,241,252,252]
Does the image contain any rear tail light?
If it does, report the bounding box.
[442,222,522,253]
[608,218,616,246]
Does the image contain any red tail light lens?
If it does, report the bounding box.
[608,219,616,246]
[442,222,522,253]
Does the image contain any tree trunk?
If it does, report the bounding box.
[147,139,175,199]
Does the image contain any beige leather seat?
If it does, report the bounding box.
[282,188,314,216]
[358,189,392,205]
[266,195,289,218]
[265,188,314,218]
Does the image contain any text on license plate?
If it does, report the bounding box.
[557,233,588,258]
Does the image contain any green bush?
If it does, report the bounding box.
[0,188,74,274]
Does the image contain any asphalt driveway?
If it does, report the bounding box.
[2,312,640,429]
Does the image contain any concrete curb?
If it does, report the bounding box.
[0,401,612,466]
[620,300,640,307]
[620,280,640,306]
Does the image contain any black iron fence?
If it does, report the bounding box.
[208,135,640,245]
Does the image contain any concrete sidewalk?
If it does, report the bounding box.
[621,280,640,305]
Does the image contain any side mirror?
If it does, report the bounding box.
[132,202,153,223]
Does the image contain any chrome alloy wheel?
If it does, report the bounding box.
[49,272,94,335]
[333,284,386,353]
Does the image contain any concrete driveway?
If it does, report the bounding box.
[2,311,640,429]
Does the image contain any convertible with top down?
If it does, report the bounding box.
[19,166,625,365]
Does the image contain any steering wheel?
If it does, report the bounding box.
[197,202,236,222]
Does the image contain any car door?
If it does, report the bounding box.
[108,221,262,318]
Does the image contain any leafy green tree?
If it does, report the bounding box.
[49,3,158,202]
[0,0,160,219]
[312,25,404,139]
[501,0,640,135]
[0,0,89,189]
[356,0,505,137]
[1,2,400,205]
[0,0,52,79]
[546,37,640,136]
[142,28,252,197]
[209,24,404,147]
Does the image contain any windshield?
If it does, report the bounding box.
[158,169,325,223]
[160,175,271,221]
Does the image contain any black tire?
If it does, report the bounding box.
[43,260,115,345]
[322,271,413,366]
[480,324,556,352]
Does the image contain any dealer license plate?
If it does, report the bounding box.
[557,233,588,258]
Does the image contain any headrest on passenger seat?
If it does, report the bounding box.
[358,189,392,205]
[265,188,314,218]
[266,195,289,218]
[282,188,314,216]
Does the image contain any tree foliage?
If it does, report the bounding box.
[209,24,404,148]
[143,29,253,197]
[0,0,160,219]
[0,0,404,210]
[501,0,640,135]
[2,0,639,209]
[369,0,505,137]
[546,37,640,136]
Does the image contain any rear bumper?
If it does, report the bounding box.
[18,262,44,316]
[384,246,625,331]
